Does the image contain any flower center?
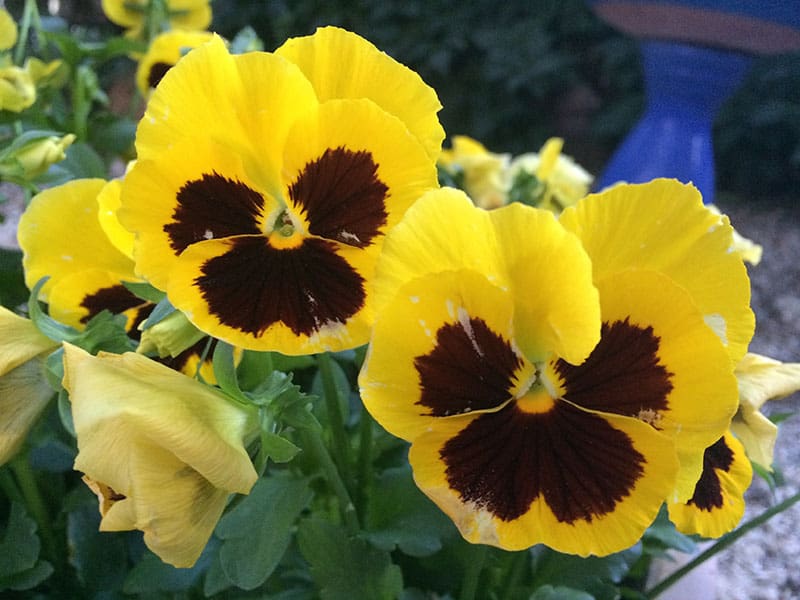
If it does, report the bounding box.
[515,383,556,414]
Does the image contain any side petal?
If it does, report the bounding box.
[0,358,54,466]
[276,26,444,161]
[559,179,754,364]
[0,307,57,375]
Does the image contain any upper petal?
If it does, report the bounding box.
[276,26,444,161]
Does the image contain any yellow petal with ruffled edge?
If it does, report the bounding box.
[559,179,754,365]
[276,26,444,162]
[360,269,533,441]
[135,29,216,96]
[63,344,257,567]
[409,402,678,556]
[488,203,599,365]
[668,432,752,538]
[373,189,600,366]
[97,178,135,260]
[0,307,58,375]
[552,269,738,501]
[18,179,137,301]
[134,36,317,176]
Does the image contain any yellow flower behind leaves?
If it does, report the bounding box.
[0,8,18,51]
[101,0,211,39]
[63,343,258,568]
[135,29,215,97]
[0,307,58,466]
[439,135,510,209]
[121,28,442,355]
[361,179,743,556]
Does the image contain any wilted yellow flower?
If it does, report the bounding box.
[731,352,800,470]
[0,133,75,180]
[0,307,58,466]
[0,9,18,51]
[439,135,510,209]
[63,343,258,567]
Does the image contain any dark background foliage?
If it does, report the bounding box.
[18,0,800,196]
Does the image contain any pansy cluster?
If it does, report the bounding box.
[3,5,800,592]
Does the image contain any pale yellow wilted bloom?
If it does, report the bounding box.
[0,307,58,466]
[63,343,259,567]
[731,352,800,470]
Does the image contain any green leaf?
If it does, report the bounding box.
[140,295,177,330]
[261,431,302,463]
[0,503,40,576]
[643,508,696,555]
[212,341,249,403]
[364,466,455,557]
[121,280,166,304]
[216,474,313,590]
[298,518,403,600]
[59,142,106,179]
[67,503,127,591]
[531,585,595,600]
[123,544,213,593]
[0,561,53,592]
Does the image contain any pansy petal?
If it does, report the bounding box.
[488,203,600,364]
[48,270,150,332]
[360,269,533,441]
[550,269,738,500]
[276,26,444,161]
[135,30,216,96]
[410,402,678,556]
[0,307,58,374]
[668,432,752,538]
[1,358,54,466]
[18,179,135,300]
[282,98,438,248]
[735,352,800,411]
[97,178,135,260]
[120,136,278,291]
[730,409,777,471]
[559,179,754,364]
[135,37,317,173]
[166,235,374,354]
[64,344,257,494]
[373,188,502,311]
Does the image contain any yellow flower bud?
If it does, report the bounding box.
[1,133,76,180]
[0,64,35,112]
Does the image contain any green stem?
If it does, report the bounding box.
[647,489,800,598]
[354,409,374,518]
[316,353,353,489]
[10,453,58,563]
[302,428,360,535]
[459,544,488,600]
[14,0,35,65]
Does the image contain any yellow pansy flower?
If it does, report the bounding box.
[667,432,753,538]
[438,135,510,209]
[101,0,211,39]
[731,352,800,470]
[63,343,258,567]
[135,29,215,97]
[121,29,441,355]
[18,179,151,333]
[360,180,742,556]
[0,307,58,466]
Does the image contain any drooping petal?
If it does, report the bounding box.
[668,432,752,538]
[64,344,257,494]
[409,401,678,556]
[550,269,738,501]
[18,179,137,301]
[275,26,444,161]
[731,352,800,469]
[559,179,754,364]
[0,306,58,375]
[0,358,54,466]
[360,269,533,441]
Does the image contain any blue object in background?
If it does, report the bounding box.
[596,41,752,203]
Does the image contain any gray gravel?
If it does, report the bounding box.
[1,184,798,598]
